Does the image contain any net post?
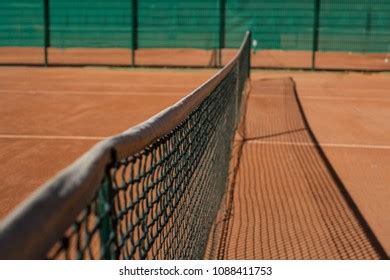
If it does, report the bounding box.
[311,0,321,70]
[131,0,138,66]
[218,0,226,67]
[43,0,50,66]
[97,150,118,260]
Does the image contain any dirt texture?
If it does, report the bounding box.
[0,66,389,259]
[0,67,215,219]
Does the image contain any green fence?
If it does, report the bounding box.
[138,0,220,49]
[1,0,390,69]
[50,0,133,48]
[225,0,315,50]
[319,0,390,53]
[0,0,44,47]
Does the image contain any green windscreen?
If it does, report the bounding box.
[0,0,43,47]
[225,0,314,50]
[50,0,133,48]
[0,0,390,53]
[138,0,220,49]
[319,0,390,53]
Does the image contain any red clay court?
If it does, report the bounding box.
[0,66,389,259]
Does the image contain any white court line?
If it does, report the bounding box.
[0,81,193,89]
[250,94,390,102]
[248,140,390,150]
[0,134,107,141]
[0,89,187,96]
[301,96,390,102]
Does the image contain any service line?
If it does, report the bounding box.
[248,139,390,150]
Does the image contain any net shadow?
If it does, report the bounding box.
[205,77,388,260]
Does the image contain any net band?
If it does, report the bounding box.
[0,31,251,259]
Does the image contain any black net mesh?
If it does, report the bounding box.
[47,33,250,260]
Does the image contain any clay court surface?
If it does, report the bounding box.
[0,66,389,258]
[1,47,390,70]
[0,67,215,218]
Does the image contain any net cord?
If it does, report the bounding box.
[0,31,251,259]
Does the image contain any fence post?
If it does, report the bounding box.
[311,0,320,70]
[364,6,372,53]
[131,0,138,66]
[248,31,251,79]
[43,0,50,66]
[218,0,226,67]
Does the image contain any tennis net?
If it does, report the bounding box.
[0,31,251,260]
